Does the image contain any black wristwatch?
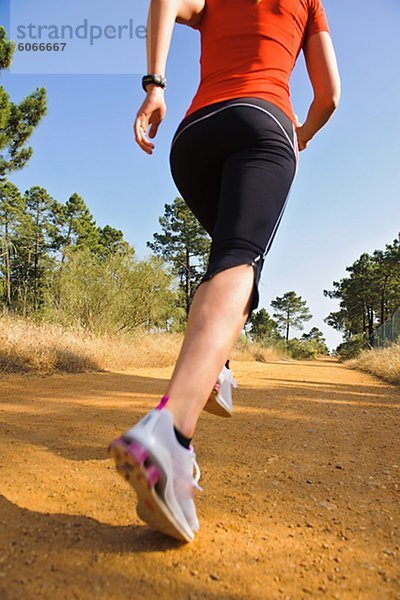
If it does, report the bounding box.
[142,74,167,92]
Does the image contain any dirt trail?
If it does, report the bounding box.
[0,356,399,600]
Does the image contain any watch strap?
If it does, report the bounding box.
[142,74,167,92]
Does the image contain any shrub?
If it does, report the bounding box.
[286,338,319,359]
[335,334,370,361]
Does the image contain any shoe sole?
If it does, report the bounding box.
[203,388,232,418]
[107,437,193,543]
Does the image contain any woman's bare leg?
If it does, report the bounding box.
[164,263,254,437]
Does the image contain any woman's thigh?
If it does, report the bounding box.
[169,136,222,236]
[212,140,296,260]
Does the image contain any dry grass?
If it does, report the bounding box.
[0,316,284,375]
[230,335,285,363]
[0,316,182,374]
[345,342,400,385]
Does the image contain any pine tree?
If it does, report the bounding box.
[301,326,325,343]
[0,180,23,307]
[372,235,400,324]
[324,234,400,342]
[98,225,129,259]
[271,291,312,343]
[248,307,281,342]
[53,193,100,260]
[23,186,58,311]
[0,27,47,181]
[147,197,211,316]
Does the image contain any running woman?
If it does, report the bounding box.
[108,0,341,542]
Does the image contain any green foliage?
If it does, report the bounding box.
[283,326,329,360]
[286,338,320,359]
[0,26,15,70]
[335,334,370,361]
[271,291,313,342]
[248,307,282,342]
[0,27,47,179]
[300,326,329,355]
[0,183,59,313]
[53,193,99,257]
[98,225,128,258]
[247,307,327,359]
[0,86,47,179]
[324,235,400,341]
[45,248,179,335]
[147,197,211,316]
[52,193,128,261]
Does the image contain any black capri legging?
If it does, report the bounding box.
[169,96,299,320]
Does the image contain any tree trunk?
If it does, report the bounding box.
[55,221,72,305]
[22,249,32,318]
[380,275,388,325]
[33,203,40,311]
[4,219,11,308]
[185,246,191,318]
[286,309,290,343]
[362,300,366,333]
[60,220,72,266]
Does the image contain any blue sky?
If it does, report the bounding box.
[1,0,399,351]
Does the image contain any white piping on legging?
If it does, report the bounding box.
[259,120,299,260]
[261,158,298,260]
[170,102,298,163]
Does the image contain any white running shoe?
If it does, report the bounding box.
[204,364,238,417]
[107,404,202,542]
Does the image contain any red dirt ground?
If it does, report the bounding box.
[0,356,399,599]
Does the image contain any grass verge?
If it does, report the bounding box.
[345,342,400,385]
[0,316,285,374]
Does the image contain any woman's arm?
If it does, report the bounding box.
[134,0,205,153]
[145,0,205,78]
[297,31,341,149]
[145,0,179,82]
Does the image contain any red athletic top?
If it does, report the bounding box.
[184,0,331,124]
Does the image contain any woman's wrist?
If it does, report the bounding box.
[298,122,314,144]
[145,83,165,95]
[300,97,337,143]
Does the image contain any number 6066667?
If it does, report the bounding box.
[18,42,67,52]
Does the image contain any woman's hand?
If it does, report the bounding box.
[134,86,167,155]
[294,113,311,152]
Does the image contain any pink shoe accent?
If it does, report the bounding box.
[156,395,169,410]
[127,442,149,464]
[214,382,221,392]
[145,464,160,487]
